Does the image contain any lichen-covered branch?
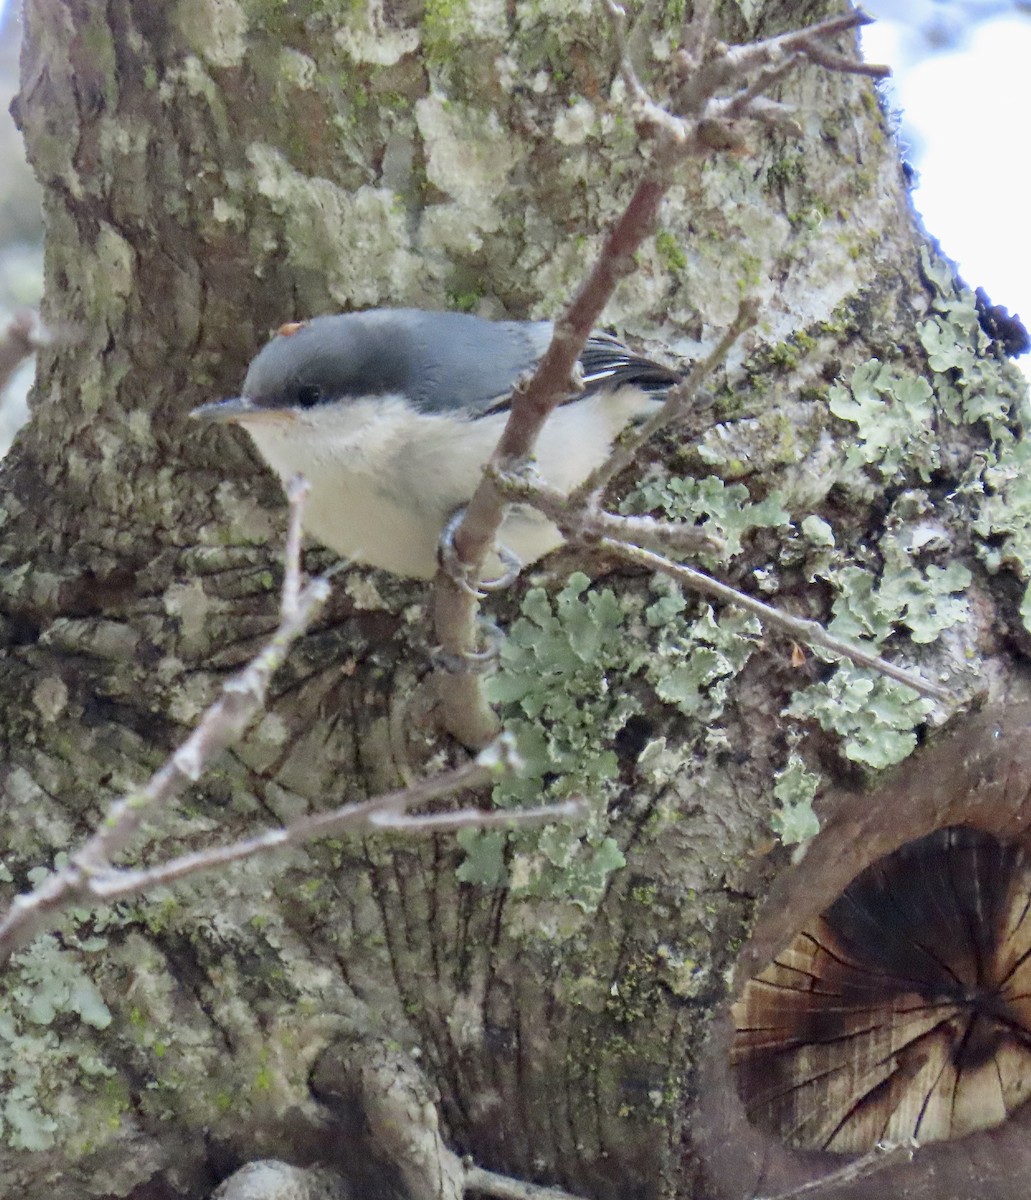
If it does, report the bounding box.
[489,464,952,703]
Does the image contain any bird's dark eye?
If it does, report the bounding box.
[295,384,322,409]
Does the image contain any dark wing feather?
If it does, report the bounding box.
[579,331,681,395]
[474,331,679,418]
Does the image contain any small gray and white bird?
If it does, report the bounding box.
[192,308,679,578]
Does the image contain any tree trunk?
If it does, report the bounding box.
[2,1,1027,1198]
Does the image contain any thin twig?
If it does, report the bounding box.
[724,9,878,76]
[683,0,716,55]
[719,52,805,122]
[282,473,308,617]
[489,469,724,559]
[603,0,687,138]
[602,0,650,106]
[86,767,582,901]
[600,540,953,702]
[756,1140,917,1200]
[0,481,581,958]
[433,172,679,748]
[88,757,496,895]
[487,468,952,701]
[464,1164,586,1200]
[802,43,889,79]
[371,798,583,833]
[76,476,325,877]
[673,9,881,117]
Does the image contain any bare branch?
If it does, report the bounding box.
[601,0,650,107]
[432,180,677,748]
[756,1140,917,1200]
[0,555,574,957]
[604,0,690,139]
[682,0,717,55]
[718,52,805,122]
[674,9,884,116]
[87,758,581,901]
[735,97,803,137]
[446,176,675,577]
[89,756,500,896]
[464,1164,587,1200]
[802,43,890,79]
[282,473,308,617]
[372,798,583,833]
[599,540,954,703]
[723,9,878,76]
[76,476,326,876]
[485,464,953,704]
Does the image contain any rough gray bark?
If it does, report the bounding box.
[1,1,1028,1199]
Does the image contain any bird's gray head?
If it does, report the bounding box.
[192,309,554,423]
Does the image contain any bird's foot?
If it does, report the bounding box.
[431,619,505,675]
[438,509,522,597]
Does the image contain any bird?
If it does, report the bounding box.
[191,308,680,579]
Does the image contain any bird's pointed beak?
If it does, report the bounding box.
[191,397,297,425]
[190,396,256,424]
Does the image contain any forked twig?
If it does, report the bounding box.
[0,481,581,964]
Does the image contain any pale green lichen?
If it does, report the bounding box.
[415,93,522,224]
[620,475,790,561]
[463,575,634,909]
[277,47,318,88]
[422,0,510,62]
[336,6,421,64]
[916,246,1031,628]
[771,751,820,845]
[642,592,761,718]
[0,934,115,1151]
[778,248,1021,769]
[972,433,1031,581]
[246,144,422,306]
[826,541,972,647]
[801,513,834,546]
[174,0,249,68]
[917,248,992,393]
[459,572,759,911]
[553,97,598,146]
[787,665,934,770]
[77,7,120,108]
[828,359,937,480]
[655,229,687,273]
[785,531,970,767]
